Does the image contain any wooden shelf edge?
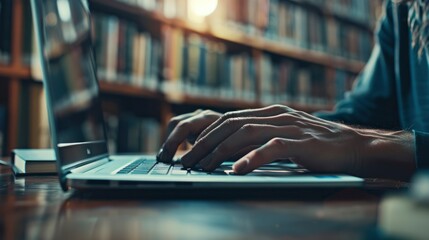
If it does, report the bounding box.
[0,65,31,79]
[167,94,333,112]
[204,26,366,73]
[99,81,163,100]
[0,70,334,112]
[98,81,332,112]
[90,0,366,74]
[166,93,262,109]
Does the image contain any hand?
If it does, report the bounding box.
[182,104,366,173]
[157,109,222,162]
[161,105,416,180]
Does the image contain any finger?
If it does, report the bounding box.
[166,109,203,138]
[157,114,214,163]
[233,138,303,174]
[195,105,292,143]
[200,125,305,171]
[226,145,259,162]
[182,113,319,168]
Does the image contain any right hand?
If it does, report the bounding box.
[156,109,222,162]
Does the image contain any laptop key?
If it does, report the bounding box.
[149,163,171,175]
[150,170,169,175]
[131,170,150,174]
[171,166,188,175]
[190,170,208,175]
[117,159,145,174]
[118,158,157,175]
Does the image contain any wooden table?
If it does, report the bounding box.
[0,164,407,240]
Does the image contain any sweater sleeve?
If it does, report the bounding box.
[315,2,401,130]
[414,131,429,169]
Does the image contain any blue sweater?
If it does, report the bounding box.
[316,2,429,169]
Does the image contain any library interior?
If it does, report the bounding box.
[1,0,429,239]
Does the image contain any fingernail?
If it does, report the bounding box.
[233,159,248,173]
[157,148,167,162]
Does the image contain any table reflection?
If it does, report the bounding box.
[1,191,379,240]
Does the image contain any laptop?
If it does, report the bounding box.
[31,0,363,192]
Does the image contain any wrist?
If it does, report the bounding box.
[360,129,416,180]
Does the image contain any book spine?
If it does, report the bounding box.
[0,0,12,64]
[115,113,161,154]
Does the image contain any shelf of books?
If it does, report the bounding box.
[90,0,380,110]
[91,0,372,72]
[0,0,383,156]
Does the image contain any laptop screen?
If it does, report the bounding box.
[32,0,108,172]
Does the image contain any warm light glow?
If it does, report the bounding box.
[188,0,218,17]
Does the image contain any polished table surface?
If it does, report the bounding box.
[0,165,407,240]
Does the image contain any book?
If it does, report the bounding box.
[21,2,33,65]
[92,13,162,89]
[12,149,56,175]
[0,0,12,64]
[116,114,161,154]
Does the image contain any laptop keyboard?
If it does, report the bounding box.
[116,159,155,174]
[116,158,222,176]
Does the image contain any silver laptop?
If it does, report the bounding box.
[31,0,363,191]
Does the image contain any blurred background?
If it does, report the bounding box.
[0,0,383,157]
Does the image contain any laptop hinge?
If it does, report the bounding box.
[70,157,110,174]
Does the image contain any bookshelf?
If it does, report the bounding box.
[91,0,366,73]
[0,0,383,156]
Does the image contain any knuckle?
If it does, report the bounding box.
[223,111,238,120]
[223,118,240,129]
[302,132,314,139]
[168,117,181,126]
[270,104,288,113]
[201,109,213,115]
[268,137,287,147]
[241,124,258,134]
[176,121,190,129]
[289,111,304,118]
[279,113,297,121]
